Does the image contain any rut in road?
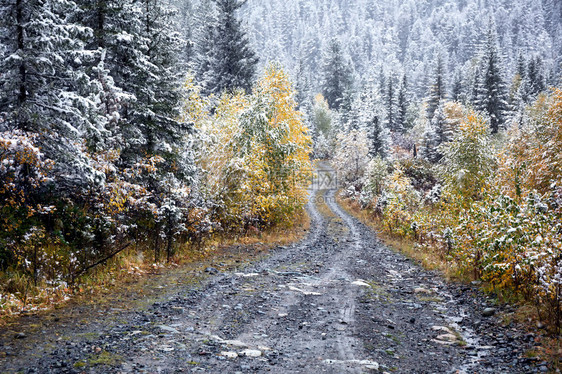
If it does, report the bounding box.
[2,167,539,374]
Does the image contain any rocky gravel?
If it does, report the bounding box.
[0,167,551,373]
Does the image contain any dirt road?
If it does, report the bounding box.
[0,166,544,373]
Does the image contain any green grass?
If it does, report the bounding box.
[87,350,123,366]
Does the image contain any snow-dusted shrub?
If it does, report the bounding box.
[332,129,370,187]
[364,156,389,199]
[194,65,312,231]
[0,131,53,271]
[379,168,421,236]
[452,192,562,327]
[439,110,496,199]
[426,184,442,204]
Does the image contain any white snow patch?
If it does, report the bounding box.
[234,272,260,277]
[221,351,238,359]
[351,279,371,287]
[240,349,262,357]
[288,285,322,296]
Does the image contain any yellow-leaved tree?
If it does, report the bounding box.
[238,65,313,227]
[188,65,312,232]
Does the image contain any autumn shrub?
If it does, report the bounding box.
[189,65,312,233]
[348,94,562,332]
[399,158,437,192]
[0,144,153,285]
[439,110,496,200]
[0,131,53,275]
[378,167,421,236]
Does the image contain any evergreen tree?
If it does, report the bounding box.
[524,56,546,100]
[353,82,387,158]
[346,90,363,131]
[451,71,463,102]
[421,122,440,163]
[475,24,509,134]
[433,102,453,146]
[421,101,450,163]
[0,0,101,182]
[191,0,218,91]
[426,55,446,120]
[207,0,258,94]
[77,0,191,176]
[74,0,195,252]
[385,74,396,131]
[295,58,312,109]
[321,38,353,110]
[138,0,193,181]
[176,0,195,62]
[469,62,482,105]
[338,86,356,126]
[378,66,386,95]
[367,116,389,159]
[396,74,408,133]
[516,53,526,79]
[76,0,147,149]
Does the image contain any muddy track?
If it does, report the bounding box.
[0,166,546,373]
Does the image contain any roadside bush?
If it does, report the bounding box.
[340,93,562,332]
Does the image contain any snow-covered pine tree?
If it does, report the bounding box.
[175,0,195,63]
[206,0,258,94]
[78,0,192,178]
[75,0,145,149]
[0,0,101,185]
[421,100,453,163]
[367,115,390,159]
[191,0,218,92]
[426,54,446,120]
[138,0,191,174]
[131,0,194,254]
[421,121,440,164]
[396,74,408,133]
[345,90,363,131]
[356,82,388,158]
[73,0,195,258]
[295,57,313,109]
[475,23,509,134]
[451,71,463,103]
[523,56,546,101]
[338,86,356,127]
[378,66,386,97]
[321,38,353,110]
[385,74,396,131]
[432,101,452,150]
[516,53,527,80]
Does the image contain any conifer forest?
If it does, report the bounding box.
[1,0,562,373]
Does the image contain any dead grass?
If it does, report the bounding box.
[536,337,562,370]
[0,210,310,325]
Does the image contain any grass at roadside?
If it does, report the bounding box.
[0,210,310,325]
